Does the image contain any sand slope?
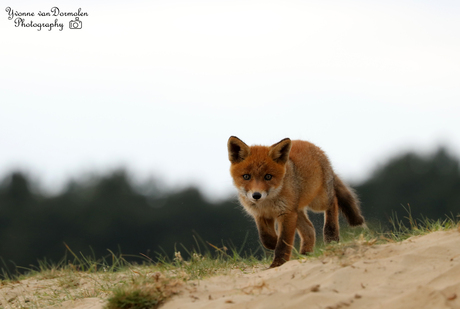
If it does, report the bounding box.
[162,229,460,309]
[3,230,459,309]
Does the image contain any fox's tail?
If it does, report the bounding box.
[334,174,365,226]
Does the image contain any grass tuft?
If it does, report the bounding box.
[387,205,459,241]
[106,273,182,309]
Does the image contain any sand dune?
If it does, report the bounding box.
[2,229,459,309]
[161,229,460,309]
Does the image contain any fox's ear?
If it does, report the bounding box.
[269,138,291,164]
[228,136,250,163]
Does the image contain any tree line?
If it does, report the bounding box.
[0,146,459,276]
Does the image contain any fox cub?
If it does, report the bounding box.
[227,136,364,268]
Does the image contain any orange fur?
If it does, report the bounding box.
[227,136,364,268]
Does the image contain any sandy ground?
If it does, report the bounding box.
[2,229,460,309]
[161,229,460,309]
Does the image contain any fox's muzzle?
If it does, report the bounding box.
[244,190,268,202]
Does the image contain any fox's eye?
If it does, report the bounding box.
[264,174,272,180]
[243,174,251,180]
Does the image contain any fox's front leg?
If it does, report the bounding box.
[270,211,298,268]
[255,216,277,250]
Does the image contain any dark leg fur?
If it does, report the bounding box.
[324,197,340,243]
[255,217,277,250]
[297,210,316,254]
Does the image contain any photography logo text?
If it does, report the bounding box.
[5,7,88,31]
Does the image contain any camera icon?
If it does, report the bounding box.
[69,17,82,29]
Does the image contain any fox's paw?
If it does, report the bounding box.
[300,249,313,256]
[269,259,286,268]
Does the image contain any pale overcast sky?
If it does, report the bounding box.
[1,0,459,199]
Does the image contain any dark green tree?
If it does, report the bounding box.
[1,146,459,277]
[355,147,460,224]
[0,170,258,275]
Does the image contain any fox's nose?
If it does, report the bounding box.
[252,192,262,200]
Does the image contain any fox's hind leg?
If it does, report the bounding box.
[324,196,340,243]
[255,216,278,250]
[297,210,316,254]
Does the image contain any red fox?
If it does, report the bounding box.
[227,136,364,268]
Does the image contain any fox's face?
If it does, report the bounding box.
[228,136,291,203]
